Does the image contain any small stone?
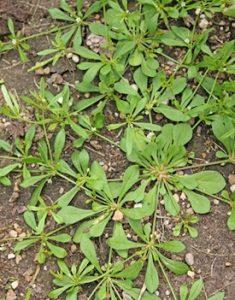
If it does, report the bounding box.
[84,93,90,98]
[72,54,80,63]
[9,230,18,238]
[185,253,194,266]
[59,187,64,194]
[50,73,64,84]
[71,244,77,253]
[11,281,19,290]
[173,193,179,203]
[8,253,16,259]
[186,208,194,215]
[180,192,186,200]
[213,199,219,205]
[15,255,22,264]
[155,291,160,296]
[164,219,170,226]
[165,290,170,296]
[160,200,165,205]
[199,18,209,29]
[225,262,232,267]
[66,52,73,59]
[228,174,235,185]
[195,8,201,15]
[187,270,195,278]
[6,289,16,300]
[230,184,235,192]
[44,67,51,75]
[102,164,108,171]
[112,210,124,221]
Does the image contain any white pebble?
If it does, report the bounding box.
[230,184,235,192]
[11,281,19,290]
[8,253,16,259]
[72,54,80,63]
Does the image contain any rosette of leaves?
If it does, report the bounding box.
[48,259,96,299]
[49,252,157,299]
[199,40,235,74]
[108,86,161,155]
[89,1,160,76]
[14,209,71,264]
[75,45,126,87]
[28,32,80,71]
[159,25,212,64]
[126,123,226,216]
[0,18,29,62]
[138,0,183,31]
[48,0,103,50]
[108,220,189,295]
[57,165,157,242]
[54,149,106,207]
[173,214,199,238]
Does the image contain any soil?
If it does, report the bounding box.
[0,1,234,300]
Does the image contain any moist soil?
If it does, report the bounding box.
[0,1,234,299]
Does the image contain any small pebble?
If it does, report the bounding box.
[173,193,179,203]
[225,262,232,267]
[71,244,77,253]
[213,199,219,205]
[230,184,235,192]
[185,253,194,266]
[180,192,186,201]
[187,270,195,278]
[9,230,18,238]
[165,290,170,296]
[72,54,80,63]
[8,253,16,259]
[6,289,16,300]
[11,281,19,290]
[199,18,209,29]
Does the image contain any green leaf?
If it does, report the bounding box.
[0,164,20,177]
[159,253,189,275]
[185,190,210,214]
[164,193,180,216]
[119,165,139,200]
[114,260,143,280]
[23,211,37,230]
[208,292,225,300]
[227,207,235,230]
[114,80,138,95]
[75,46,100,60]
[57,206,98,224]
[54,128,65,161]
[47,242,67,258]
[145,253,159,293]
[0,139,12,152]
[80,235,101,272]
[48,8,74,21]
[14,238,37,252]
[191,171,226,194]
[21,175,48,188]
[108,223,142,251]
[157,105,189,122]
[180,284,188,300]
[57,186,80,207]
[49,234,71,243]
[188,279,204,300]
[157,240,185,253]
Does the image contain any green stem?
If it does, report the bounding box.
[158,258,178,300]
[151,183,160,235]
[94,132,120,148]
[175,159,230,171]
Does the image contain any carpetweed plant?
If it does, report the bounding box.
[0,0,234,299]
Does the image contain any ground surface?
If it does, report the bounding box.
[0,0,234,299]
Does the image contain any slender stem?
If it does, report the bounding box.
[42,116,53,162]
[151,183,160,235]
[175,159,230,171]
[87,279,105,300]
[158,258,178,300]
[94,132,120,148]
[0,155,21,161]
[194,188,231,205]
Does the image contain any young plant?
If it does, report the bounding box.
[14,209,70,264]
[0,18,29,62]
[221,190,235,230]
[173,213,199,238]
[126,123,226,216]
[108,220,189,296]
